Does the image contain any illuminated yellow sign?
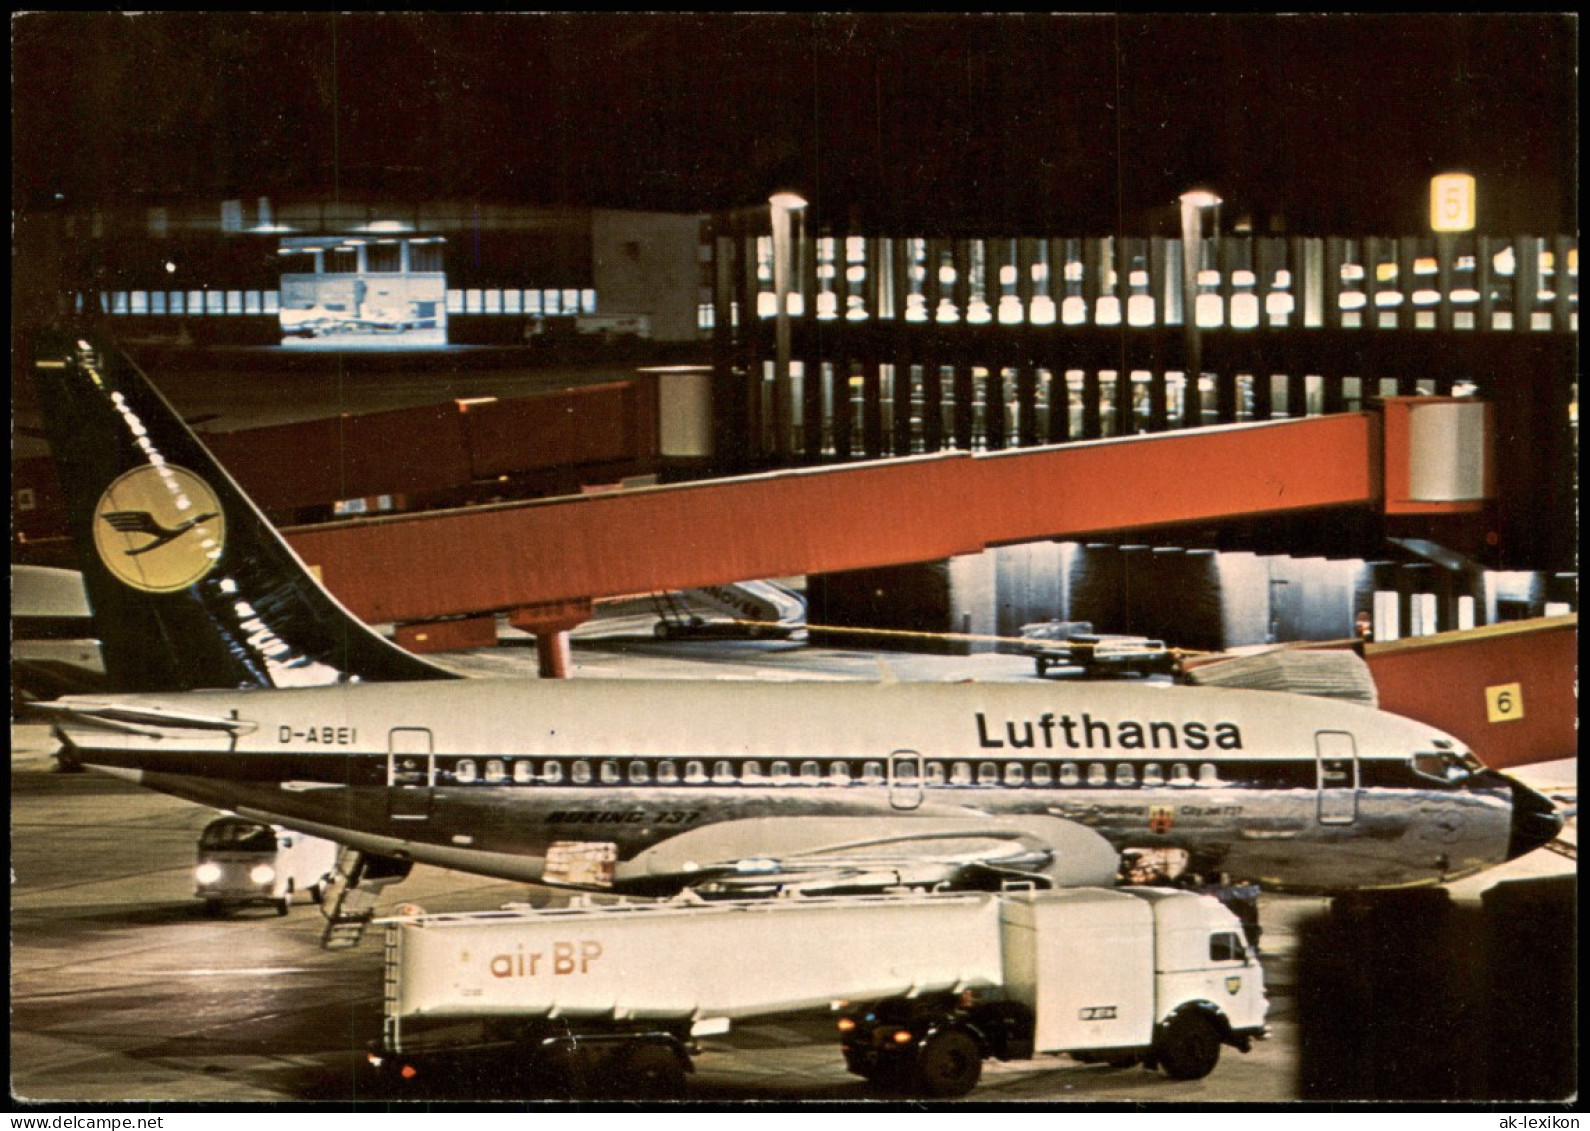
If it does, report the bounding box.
[1431,173,1476,233]
[1484,682,1524,724]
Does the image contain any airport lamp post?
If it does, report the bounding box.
[1179,190,1221,394]
[769,191,807,457]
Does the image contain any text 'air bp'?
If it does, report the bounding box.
[975,712,1244,751]
[490,940,604,978]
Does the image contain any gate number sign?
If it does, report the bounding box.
[1485,682,1524,723]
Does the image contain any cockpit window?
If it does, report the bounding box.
[200,821,276,852]
[1410,746,1482,784]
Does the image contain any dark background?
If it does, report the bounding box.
[11,13,1578,235]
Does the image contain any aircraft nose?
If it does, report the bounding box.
[1504,775,1564,861]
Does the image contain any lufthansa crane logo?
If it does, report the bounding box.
[93,465,226,592]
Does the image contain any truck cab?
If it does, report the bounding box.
[194,816,340,916]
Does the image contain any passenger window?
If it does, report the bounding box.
[1142,762,1164,787]
[684,760,708,785]
[1198,762,1220,785]
[542,761,564,784]
[512,760,535,784]
[713,760,737,783]
[860,761,885,785]
[571,760,593,785]
[1004,763,1025,786]
[1030,763,1053,786]
[978,762,1000,786]
[771,760,793,784]
[1087,763,1109,787]
[484,759,506,783]
[799,760,822,783]
[925,762,947,785]
[1115,763,1137,787]
[951,762,973,786]
[455,759,478,783]
[1210,931,1245,963]
[628,761,650,785]
[1059,763,1080,787]
[827,761,851,785]
[1171,763,1194,786]
[657,760,679,785]
[741,761,765,783]
[600,759,622,784]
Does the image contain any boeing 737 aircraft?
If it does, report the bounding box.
[28,333,1563,904]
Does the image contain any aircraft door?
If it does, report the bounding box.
[388,727,435,821]
[1315,730,1359,825]
[889,749,924,811]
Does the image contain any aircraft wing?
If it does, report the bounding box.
[610,814,1121,896]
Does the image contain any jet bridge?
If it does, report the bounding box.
[282,399,1491,677]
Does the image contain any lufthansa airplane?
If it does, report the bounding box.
[29,333,1563,899]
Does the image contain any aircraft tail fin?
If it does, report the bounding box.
[31,330,459,691]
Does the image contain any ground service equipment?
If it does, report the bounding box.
[368,886,1267,1098]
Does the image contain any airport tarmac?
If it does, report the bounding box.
[9,631,1576,1107]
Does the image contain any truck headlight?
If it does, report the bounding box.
[250,864,276,885]
[195,863,222,884]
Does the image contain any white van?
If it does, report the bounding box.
[195,816,340,916]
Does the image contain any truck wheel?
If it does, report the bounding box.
[1155,1012,1222,1080]
[913,1029,983,1098]
[615,1041,687,1099]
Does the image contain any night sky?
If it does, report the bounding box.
[11,13,1578,234]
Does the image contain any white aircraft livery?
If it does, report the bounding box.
[29,332,1563,899]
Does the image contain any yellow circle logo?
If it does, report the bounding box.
[93,465,227,593]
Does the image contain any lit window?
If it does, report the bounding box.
[542,761,564,784]
[226,291,243,314]
[524,289,542,315]
[600,759,622,784]
[206,291,225,314]
[189,290,205,314]
[544,290,561,315]
[571,759,593,784]
[562,289,580,313]
[245,291,262,315]
[1087,763,1109,787]
[1059,763,1080,786]
[512,761,535,784]
[465,289,482,314]
[263,291,279,314]
[581,289,597,314]
[130,291,148,315]
[741,761,764,783]
[504,289,522,314]
[447,290,464,313]
[484,289,502,314]
[1115,763,1137,787]
[1142,763,1164,787]
[949,762,972,786]
[1171,763,1194,786]
[684,760,708,784]
[860,761,885,785]
[484,759,507,783]
[771,760,792,784]
[827,761,851,786]
[628,761,650,785]
[455,759,478,783]
[169,291,185,314]
[924,762,947,785]
[713,760,737,783]
[1198,763,1221,785]
[1004,763,1026,787]
[112,292,129,315]
[974,762,997,786]
[799,760,822,783]
[657,760,679,784]
[1030,763,1053,786]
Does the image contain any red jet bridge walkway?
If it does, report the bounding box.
[283,398,1491,677]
